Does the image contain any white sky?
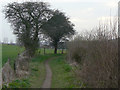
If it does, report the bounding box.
[0,0,119,43]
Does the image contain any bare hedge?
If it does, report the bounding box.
[67,18,118,88]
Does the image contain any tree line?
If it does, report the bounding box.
[4,1,75,57]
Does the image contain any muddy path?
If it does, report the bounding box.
[41,59,52,88]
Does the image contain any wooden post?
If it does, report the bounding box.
[61,49,64,54]
[44,47,45,55]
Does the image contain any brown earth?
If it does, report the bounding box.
[41,59,52,88]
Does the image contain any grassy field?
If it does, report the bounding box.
[2,44,24,67]
[2,44,66,67]
[2,44,80,88]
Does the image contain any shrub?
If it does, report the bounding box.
[67,17,118,88]
[31,68,38,71]
[63,64,72,72]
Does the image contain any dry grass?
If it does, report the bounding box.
[67,17,118,88]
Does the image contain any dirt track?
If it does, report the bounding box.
[41,59,52,88]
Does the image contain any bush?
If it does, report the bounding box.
[63,64,72,72]
[67,37,88,64]
[67,18,118,88]
[32,68,38,71]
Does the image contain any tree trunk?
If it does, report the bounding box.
[54,44,58,54]
[61,49,64,54]
[54,47,57,54]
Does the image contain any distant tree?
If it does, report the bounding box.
[58,41,66,54]
[4,2,52,56]
[41,10,75,54]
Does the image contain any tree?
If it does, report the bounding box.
[41,10,75,54]
[4,2,52,57]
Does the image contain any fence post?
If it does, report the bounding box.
[44,47,45,55]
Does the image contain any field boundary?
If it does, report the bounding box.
[0,44,2,88]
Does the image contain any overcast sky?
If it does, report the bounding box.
[0,0,119,43]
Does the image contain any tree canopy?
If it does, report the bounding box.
[41,10,75,54]
[4,2,53,56]
[4,2,75,55]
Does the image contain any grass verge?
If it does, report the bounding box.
[49,55,82,88]
[28,54,62,88]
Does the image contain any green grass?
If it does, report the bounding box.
[2,44,82,88]
[3,54,81,88]
[3,79,31,88]
[2,54,60,88]
[26,54,62,88]
[49,55,81,88]
[28,54,59,88]
[28,54,81,88]
[37,48,66,55]
[2,44,65,67]
[2,44,24,67]
[28,56,46,88]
